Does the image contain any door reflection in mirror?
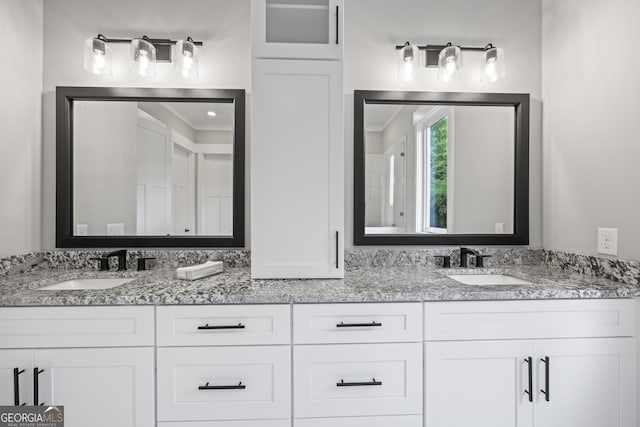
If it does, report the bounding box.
[73,101,234,237]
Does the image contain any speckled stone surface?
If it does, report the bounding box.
[0,253,43,276]
[41,250,251,270]
[0,265,637,307]
[542,249,640,286]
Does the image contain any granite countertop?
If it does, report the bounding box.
[0,265,638,307]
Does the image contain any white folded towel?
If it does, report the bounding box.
[176,261,223,280]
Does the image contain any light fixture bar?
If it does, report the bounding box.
[395,42,496,68]
[93,34,203,63]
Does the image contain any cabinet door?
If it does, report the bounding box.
[251,59,343,279]
[534,338,636,427]
[0,350,32,406]
[34,348,154,427]
[425,341,534,427]
[251,0,343,60]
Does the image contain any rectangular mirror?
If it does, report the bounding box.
[354,91,529,246]
[57,87,245,248]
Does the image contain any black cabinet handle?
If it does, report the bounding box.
[336,231,339,269]
[540,356,550,402]
[33,368,44,406]
[335,5,339,45]
[13,368,25,406]
[198,323,245,330]
[524,357,533,402]
[336,321,382,328]
[199,381,246,390]
[337,378,382,387]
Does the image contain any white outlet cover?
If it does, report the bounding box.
[597,227,618,256]
[75,224,88,236]
[495,223,504,234]
[107,223,125,236]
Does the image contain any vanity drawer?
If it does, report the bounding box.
[293,303,422,344]
[157,346,291,422]
[294,415,422,427]
[156,305,290,346]
[0,306,154,348]
[293,343,422,418]
[424,299,635,341]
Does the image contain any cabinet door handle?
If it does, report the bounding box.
[335,231,339,269]
[198,381,246,390]
[198,323,245,330]
[33,368,44,406]
[335,5,339,45]
[336,321,382,328]
[13,368,25,406]
[524,357,533,402]
[337,378,382,387]
[540,356,550,402]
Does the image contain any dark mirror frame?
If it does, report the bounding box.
[354,90,530,246]
[56,86,245,248]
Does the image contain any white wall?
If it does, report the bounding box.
[0,0,43,257]
[542,0,640,260]
[41,0,251,249]
[344,0,543,248]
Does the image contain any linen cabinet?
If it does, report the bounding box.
[250,0,344,279]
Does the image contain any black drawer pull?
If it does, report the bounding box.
[199,381,246,390]
[336,321,382,328]
[33,368,44,406]
[540,356,550,402]
[13,368,25,406]
[524,357,533,402]
[337,378,382,387]
[198,323,245,330]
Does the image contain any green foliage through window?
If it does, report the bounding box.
[429,117,448,229]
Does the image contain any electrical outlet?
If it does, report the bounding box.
[495,223,504,234]
[75,224,88,236]
[107,223,125,236]
[597,227,618,256]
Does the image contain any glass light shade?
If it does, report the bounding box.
[131,38,157,78]
[83,37,112,76]
[482,47,506,82]
[397,43,420,83]
[437,45,462,82]
[175,39,199,79]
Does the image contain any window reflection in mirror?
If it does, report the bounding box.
[364,104,515,235]
[72,101,235,237]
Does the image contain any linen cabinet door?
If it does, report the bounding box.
[0,350,32,406]
[533,338,636,427]
[34,348,155,427]
[251,59,343,279]
[425,340,534,427]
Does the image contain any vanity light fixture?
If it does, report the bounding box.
[397,42,420,83]
[83,34,204,78]
[131,36,157,78]
[83,34,112,76]
[394,42,506,83]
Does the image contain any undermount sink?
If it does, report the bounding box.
[37,278,136,291]
[447,274,533,286]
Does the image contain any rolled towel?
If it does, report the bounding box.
[176,261,224,280]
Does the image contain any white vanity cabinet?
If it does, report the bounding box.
[156,305,291,426]
[424,300,637,427]
[251,0,343,60]
[0,307,155,427]
[251,58,344,279]
[293,303,423,426]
